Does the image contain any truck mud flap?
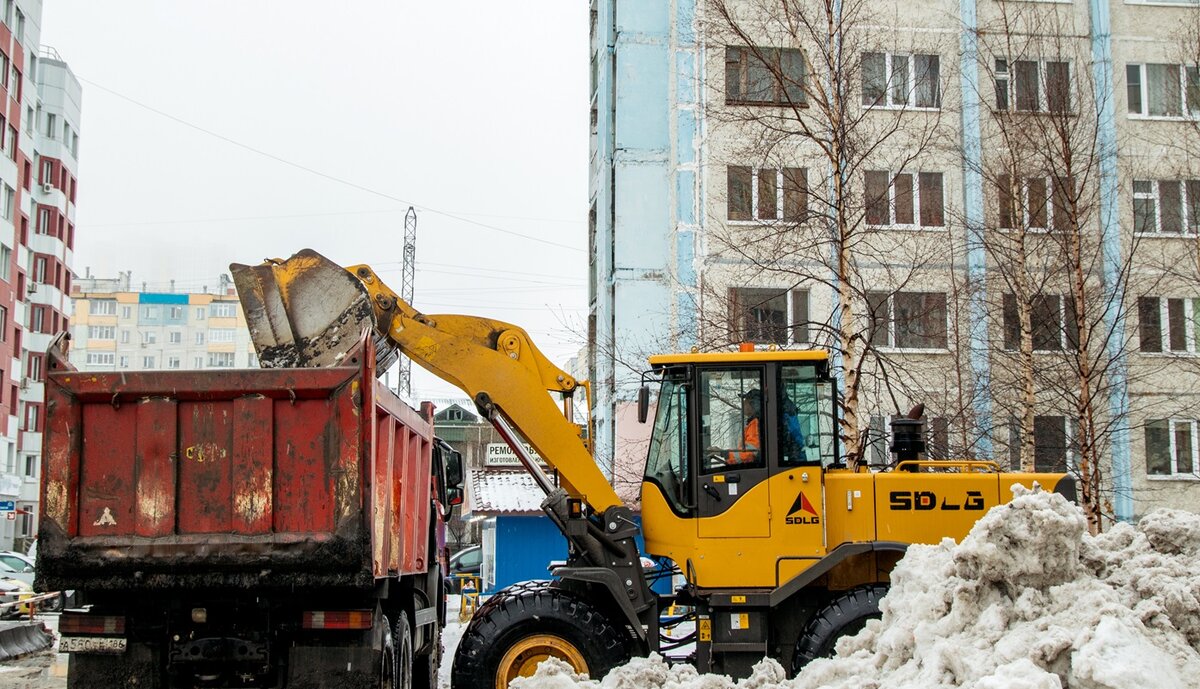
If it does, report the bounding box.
[67,642,162,689]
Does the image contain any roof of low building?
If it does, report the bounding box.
[466,468,544,516]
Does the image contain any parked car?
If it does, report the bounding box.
[1,548,67,610]
[0,573,30,619]
[448,545,482,591]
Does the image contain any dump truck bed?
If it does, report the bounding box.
[36,334,434,592]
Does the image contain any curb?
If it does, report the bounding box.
[0,621,54,660]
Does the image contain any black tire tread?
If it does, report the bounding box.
[791,584,888,674]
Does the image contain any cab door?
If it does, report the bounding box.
[695,366,771,538]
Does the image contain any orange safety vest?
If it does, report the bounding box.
[728,418,760,464]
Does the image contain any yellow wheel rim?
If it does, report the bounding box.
[496,634,588,687]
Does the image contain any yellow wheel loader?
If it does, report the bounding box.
[232,249,1075,689]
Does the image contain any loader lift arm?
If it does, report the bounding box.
[232,250,655,634]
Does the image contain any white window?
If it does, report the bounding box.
[142,331,157,345]
[210,303,236,318]
[121,305,132,319]
[44,113,55,139]
[194,331,205,345]
[85,353,115,366]
[207,352,235,368]
[168,330,182,344]
[1145,419,1199,478]
[865,171,945,227]
[867,291,948,349]
[0,244,9,282]
[194,307,206,320]
[1003,294,1078,352]
[193,356,205,369]
[728,288,810,345]
[142,356,156,368]
[168,356,181,369]
[997,175,1074,232]
[119,330,130,344]
[16,503,32,538]
[89,300,117,316]
[1138,296,1200,354]
[727,167,808,222]
[0,184,12,221]
[247,352,259,368]
[22,405,37,432]
[169,306,183,319]
[1127,63,1200,118]
[1133,180,1200,235]
[995,59,1070,113]
[119,356,129,368]
[22,454,35,479]
[209,328,236,343]
[862,52,940,108]
[142,306,159,319]
[87,325,115,340]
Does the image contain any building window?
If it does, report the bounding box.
[0,305,7,341]
[1138,296,1200,353]
[728,288,809,345]
[142,356,156,368]
[1003,294,1078,352]
[209,328,236,343]
[194,331,205,345]
[118,356,129,368]
[90,300,117,316]
[995,59,1070,113]
[194,307,206,321]
[87,325,115,340]
[1127,63,1200,118]
[1008,416,1075,473]
[168,330,182,344]
[247,352,258,368]
[727,166,808,221]
[208,352,235,368]
[1,184,12,221]
[22,454,35,479]
[142,306,159,319]
[142,331,157,345]
[0,244,9,282]
[26,353,40,381]
[85,353,115,366]
[193,356,205,369]
[862,52,940,108]
[865,171,944,227]
[169,306,183,319]
[210,303,236,318]
[121,305,132,319]
[868,291,948,349]
[29,307,43,333]
[1145,419,1199,478]
[725,46,806,106]
[168,356,181,369]
[118,329,129,344]
[1133,180,1200,235]
[997,175,1073,231]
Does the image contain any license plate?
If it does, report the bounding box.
[60,636,127,654]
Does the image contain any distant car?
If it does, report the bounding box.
[448,546,482,590]
[0,573,30,619]
[0,548,67,611]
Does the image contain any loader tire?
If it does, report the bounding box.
[451,582,629,689]
[791,584,887,674]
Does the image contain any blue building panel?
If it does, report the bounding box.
[614,164,670,268]
[491,516,566,592]
[614,0,669,34]
[138,293,189,305]
[615,43,670,151]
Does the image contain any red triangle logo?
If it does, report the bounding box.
[787,491,819,517]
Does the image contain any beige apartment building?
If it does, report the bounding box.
[589,0,1200,522]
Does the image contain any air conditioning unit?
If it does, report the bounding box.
[40,183,52,193]
[18,378,29,390]
[25,282,36,294]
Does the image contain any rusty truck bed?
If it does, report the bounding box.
[37,335,434,591]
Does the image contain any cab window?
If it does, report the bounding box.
[645,375,691,513]
[699,368,765,472]
[779,364,838,466]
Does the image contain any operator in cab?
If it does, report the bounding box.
[728,388,762,464]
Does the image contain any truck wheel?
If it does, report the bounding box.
[394,611,413,689]
[412,617,440,689]
[380,615,395,689]
[791,585,887,674]
[452,584,629,689]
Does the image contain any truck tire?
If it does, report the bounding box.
[452,583,629,689]
[394,611,413,689]
[791,585,887,674]
[381,614,396,689]
[412,617,440,689]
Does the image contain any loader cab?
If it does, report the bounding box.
[640,351,839,584]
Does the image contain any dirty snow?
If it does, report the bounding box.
[511,487,1200,689]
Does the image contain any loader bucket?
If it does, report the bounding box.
[230,249,400,374]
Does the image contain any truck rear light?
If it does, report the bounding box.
[302,610,373,630]
[60,613,125,635]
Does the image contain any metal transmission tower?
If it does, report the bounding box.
[398,207,417,398]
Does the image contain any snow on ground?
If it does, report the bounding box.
[511,487,1200,689]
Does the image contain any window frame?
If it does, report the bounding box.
[861,51,941,110]
[865,170,946,229]
[1002,293,1079,352]
[995,58,1072,113]
[724,45,808,107]
[1132,179,1200,235]
[727,166,808,223]
[728,287,810,346]
[1138,296,1200,354]
[1126,63,1200,119]
[1145,418,1200,479]
[867,290,950,351]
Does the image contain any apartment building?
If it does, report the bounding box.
[0,0,82,552]
[588,0,1200,521]
[69,278,256,374]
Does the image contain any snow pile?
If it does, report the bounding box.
[512,487,1200,689]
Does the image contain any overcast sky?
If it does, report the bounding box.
[39,1,590,401]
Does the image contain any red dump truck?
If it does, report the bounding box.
[35,332,463,689]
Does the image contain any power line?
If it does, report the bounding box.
[79,77,586,253]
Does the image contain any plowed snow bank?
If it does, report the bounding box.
[512,487,1200,689]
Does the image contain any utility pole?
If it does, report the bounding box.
[398,207,417,398]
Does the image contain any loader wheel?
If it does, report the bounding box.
[791,584,888,674]
[452,583,629,689]
[394,611,413,689]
